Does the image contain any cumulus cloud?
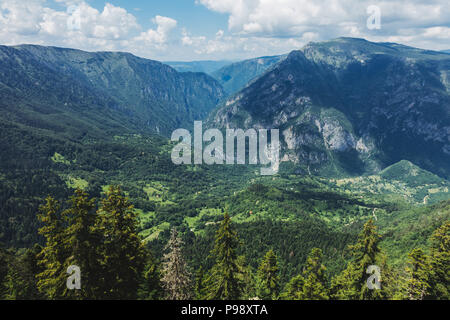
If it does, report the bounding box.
[0,0,140,41]
[82,3,139,40]
[198,0,450,51]
[0,0,178,58]
[181,28,206,46]
[0,0,448,61]
[0,0,44,35]
[134,15,177,47]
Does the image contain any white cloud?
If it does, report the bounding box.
[181,28,206,46]
[0,0,178,59]
[0,0,448,61]
[134,15,177,46]
[130,15,178,54]
[198,0,450,51]
[0,1,140,41]
[215,29,224,39]
[84,3,139,40]
[0,0,44,35]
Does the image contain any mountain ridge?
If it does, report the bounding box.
[212,54,287,96]
[2,44,225,136]
[165,60,232,74]
[209,37,450,179]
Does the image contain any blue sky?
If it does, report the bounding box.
[0,0,449,61]
[74,0,229,37]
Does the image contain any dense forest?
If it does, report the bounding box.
[0,129,449,300]
[0,187,448,300]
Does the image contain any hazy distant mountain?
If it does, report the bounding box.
[166,56,287,97]
[209,38,450,178]
[165,60,232,74]
[212,55,287,96]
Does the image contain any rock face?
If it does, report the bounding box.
[0,45,225,136]
[209,38,450,178]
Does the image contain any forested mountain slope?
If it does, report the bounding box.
[1,45,225,136]
[210,38,450,178]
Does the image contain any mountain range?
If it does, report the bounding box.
[209,38,450,178]
[0,45,225,137]
[167,55,287,97]
[165,60,232,74]
[211,55,287,96]
[0,38,449,285]
[0,39,449,181]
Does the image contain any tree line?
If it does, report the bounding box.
[0,188,448,300]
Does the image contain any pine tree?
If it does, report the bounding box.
[330,263,359,299]
[406,248,431,300]
[238,255,257,299]
[257,249,280,300]
[97,186,146,299]
[194,266,207,300]
[301,248,329,300]
[205,212,244,300]
[161,228,192,300]
[63,189,103,299]
[428,221,450,299]
[36,196,69,299]
[280,275,305,300]
[139,252,163,300]
[5,245,42,300]
[331,219,384,300]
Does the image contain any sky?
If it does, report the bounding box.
[0,0,449,61]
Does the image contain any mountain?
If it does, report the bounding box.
[167,55,287,96]
[0,40,449,299]
[212,55,287,96]
[379,160,445,186]
[209,38,450,178]
[1,45,225,136]
[442,50,450,54]
[165,60,232,74]
[0,44,225,245]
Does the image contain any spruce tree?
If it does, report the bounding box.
[257,249,280,300]
[238,255,257,299]
[331,219,384,300]
[280,275,305,300]
[194,266,207,300]
[429,221,450,299]
[206,212,243,300]
[97,186,146,299]
[301,248,329,300]
[36,197,69,299]
[161,228,192,300]
[5,245,42,300]
[406,248,431,300]
[139,252,163,300]
[63,189,103,299]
